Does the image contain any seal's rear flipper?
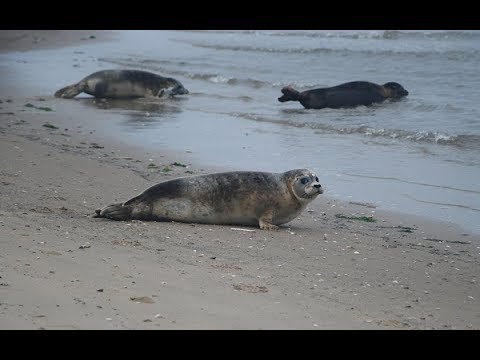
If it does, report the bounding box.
[54,83,83,99]
[92,203,132,220]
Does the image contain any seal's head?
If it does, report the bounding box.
[171,82,189,96]
[382,82,409,99]
[284,169,323,202]
[162,78,189,98]
[278,86,301,102]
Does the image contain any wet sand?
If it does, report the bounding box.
[0,30,479,329]
[0,30,116,53]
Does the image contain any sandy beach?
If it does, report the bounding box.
[0,30,479,329]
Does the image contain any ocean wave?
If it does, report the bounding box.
[186,73,268,88]
[247,30,478,40]
[407,101,465,113]
[182,42,479,60]
[178,30,480,41]
[139,58,191,67]
[99,57,271,88]
[191,73,233,83]
[327,126,480,149]
[381,30,480,40]
[178,30,262,36]
[193,93,253,102]
[230,112,480,149]
[272,81,322,90]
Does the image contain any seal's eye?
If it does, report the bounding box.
[300,177,309,185]
[315,176,319,182]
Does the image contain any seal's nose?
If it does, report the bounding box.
[173,85,189,95]
[313,184,323,194]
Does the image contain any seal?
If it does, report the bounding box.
[54,69,189,99]
[93,169,323,230]
[278,81,408,109]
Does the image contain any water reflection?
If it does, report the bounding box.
[78,96,187,112]
[76,97,186,129]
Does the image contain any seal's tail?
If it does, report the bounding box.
[92,203,132,221]
[54,83,83,99]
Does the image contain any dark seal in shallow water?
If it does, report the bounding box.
[93,169,323,230]
[54,69,189,99]
[278,81,408,109]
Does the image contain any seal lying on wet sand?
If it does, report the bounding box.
[93,169,323,230]
[278,81,408,109]
[54,69,189,99]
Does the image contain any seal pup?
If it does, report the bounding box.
[93,169,323,230]
[278,81,408,109]
[54,69,189,99]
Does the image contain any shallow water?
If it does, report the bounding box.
[1,30,479,234]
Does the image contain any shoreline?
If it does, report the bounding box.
[0,31,479,329]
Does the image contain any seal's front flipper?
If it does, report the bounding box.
[259,210,279,231]
[92,203,132,220]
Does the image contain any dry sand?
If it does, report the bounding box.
[0,31,479,329]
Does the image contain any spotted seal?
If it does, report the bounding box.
[93,169,323,230]
[278,81,408,109]
[54,69,189,99]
